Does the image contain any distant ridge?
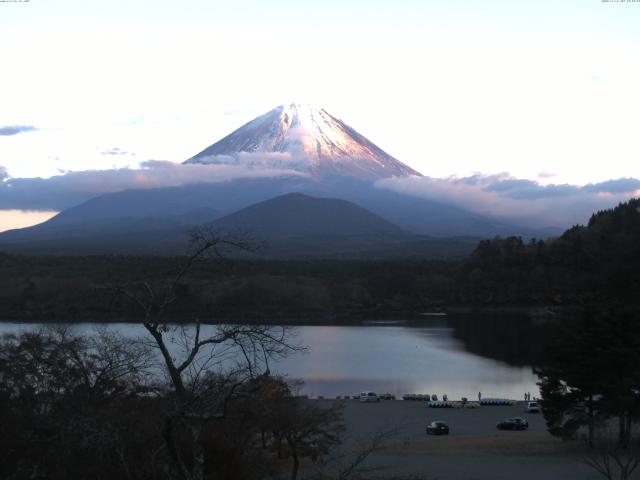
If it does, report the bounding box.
[0,191,480,259]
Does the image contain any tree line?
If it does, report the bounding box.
[0,254,455,322]
[3,200,640,323]
[455,198,640,308]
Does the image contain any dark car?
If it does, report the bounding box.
[496,417,529,430]
[426,420,450,435]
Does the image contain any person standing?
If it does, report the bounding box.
[478,391,482,402]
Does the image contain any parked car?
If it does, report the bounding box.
[496,417,529,430]
[526,401,540,413]
[426,421,450,435]
[359,391,380,403]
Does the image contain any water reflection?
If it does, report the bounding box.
[270,322,539,399]
[0,320,540,399]
[447,314,548,366]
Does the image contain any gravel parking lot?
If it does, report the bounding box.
[314,399,602,480]
[340,400,547,438]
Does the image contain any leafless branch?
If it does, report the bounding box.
[308,421,407,480]
[583,438,640,480]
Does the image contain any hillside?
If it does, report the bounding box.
[0,191,480,259]
[0,176,547,253]
[209,192,404,239]
[454,198,640,306]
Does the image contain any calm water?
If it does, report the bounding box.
[0,320,539,400]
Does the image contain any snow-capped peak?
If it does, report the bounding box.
[184,103,421,181]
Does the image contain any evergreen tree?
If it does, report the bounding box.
[536,307,640,447]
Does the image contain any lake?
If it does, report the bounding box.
[0,319,539,400]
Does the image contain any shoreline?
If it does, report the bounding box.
[0,304,563,325]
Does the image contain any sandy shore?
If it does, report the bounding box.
[311,399,601,480]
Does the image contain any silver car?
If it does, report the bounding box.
[359,391,380,403]
[526,401,541,413]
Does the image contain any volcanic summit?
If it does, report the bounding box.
[184,103,421,181]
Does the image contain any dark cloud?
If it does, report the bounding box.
[3,159,639,231]
[192,151,309,171]
[139,159,171,168]
[582,178,640,194]
[0,161,306,211]
[376,174,640,229]
[451,173,510,186]
[487,178,640,200]
[0,125,37,136]
[482,178,539,193]
[449,175,640,200]
[492,182,579,200]
[449,174,579,200]
[100,147,132,156]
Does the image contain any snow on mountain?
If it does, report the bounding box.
[184,103,421,180]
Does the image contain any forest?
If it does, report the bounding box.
[1,199,639,323]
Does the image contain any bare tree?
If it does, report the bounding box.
[308,423,410,480]
[583,437,640,480]
[0,327,158,480]
[107,227,304,480]
[282,400,344,480]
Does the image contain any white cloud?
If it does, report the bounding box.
[0,161,306,211]
[376,174,640,228]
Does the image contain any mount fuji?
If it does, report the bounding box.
[185,103,421,180]
[0,104,552,256]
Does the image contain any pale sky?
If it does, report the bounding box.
[1,0,640,230]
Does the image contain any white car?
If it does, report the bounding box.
[526,401,541,413]
[360,391,380,403]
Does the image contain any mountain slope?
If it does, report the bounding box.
[455,198,640,305]
[0,177,553,255]
[0,191,480,259]
[209,192,404,239]
[185,104,421,180]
